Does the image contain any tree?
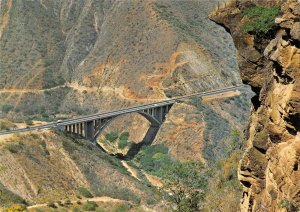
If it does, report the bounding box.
[160,161,207,211]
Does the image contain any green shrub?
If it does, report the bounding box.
[119,132,129,141]
[118,139,128,149]
[24,118,33,126]
[105,131,118,142]
[1,104,14,113]
[243,6,281,34]
[6,142,24,154]
[77,187,93,198]
[82,201,97,211]
[279,199,290,208]
[279,199,298,210]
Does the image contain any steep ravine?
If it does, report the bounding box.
[210,0,300,211]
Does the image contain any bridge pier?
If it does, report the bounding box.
[85,121,95,141]
[79,123,84,136]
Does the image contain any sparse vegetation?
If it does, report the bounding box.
[0,182,26,208]
[82,201,98,211]
[101,131,132,152]
[132,144,208,211]
[6,142,24,154]
[154,3,188,31]
[77,187,93,198]
[47,202,57,208]
[0,119,16,131]
[112,203,131,212]
[279,199,299,211]
[1,104,14,113]
[243,6,281,34]
[160,161,207,211]
[190,97,232,162]
[6,204,27,212]
[133,144,172,176]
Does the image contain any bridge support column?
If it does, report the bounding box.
[71,125,75,134]
[143,124,160,145]
[79,123,83,136]
[76,124,80,134]
[125,124,160,158]
[74,124,77,134]
[84,121,95,141]
[153,107,163,123]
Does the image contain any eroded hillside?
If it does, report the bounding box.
[0,131,161,210]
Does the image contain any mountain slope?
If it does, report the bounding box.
[0,131,159,209]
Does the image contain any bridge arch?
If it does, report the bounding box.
[92,111,162,159]
[93,111,161,142]
[63,104,174,158]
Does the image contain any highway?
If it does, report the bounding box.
[0,85,246,136]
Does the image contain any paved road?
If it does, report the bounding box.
[0,85,246,136]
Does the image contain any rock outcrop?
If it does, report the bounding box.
[210,0,300,211]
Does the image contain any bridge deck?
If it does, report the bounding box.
[0,85,246,135]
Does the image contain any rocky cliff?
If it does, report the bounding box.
[210,0,300,211]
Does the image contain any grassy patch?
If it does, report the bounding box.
[243,6,281,34]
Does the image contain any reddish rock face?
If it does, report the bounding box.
[210,0,300,211]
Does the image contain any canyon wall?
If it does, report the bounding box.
[210,0,300,211]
